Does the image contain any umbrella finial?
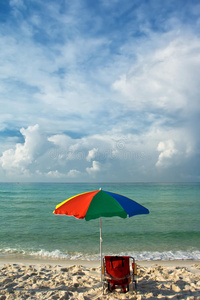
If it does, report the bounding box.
[99,187,102,190]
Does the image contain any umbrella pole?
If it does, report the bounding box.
[100,218,103,282]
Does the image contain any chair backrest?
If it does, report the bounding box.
[105,256,130,280]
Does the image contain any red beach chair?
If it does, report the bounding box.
[103,256,137,293]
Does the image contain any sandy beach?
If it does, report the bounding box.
[0,258,200,299]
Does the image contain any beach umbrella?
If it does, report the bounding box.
[53,188,149,280]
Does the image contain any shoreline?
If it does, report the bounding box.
[0,255,199,268]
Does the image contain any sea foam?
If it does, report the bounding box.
[1,248,199,261]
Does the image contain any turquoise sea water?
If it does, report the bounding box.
[0,182,200,261]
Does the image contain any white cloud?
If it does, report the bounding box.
[86,148,98,162]
[67,169,81,178]
[0,123,198,181]
[0,22,112,135]
[0,124,46,174]
[86,161,101,175]
[38,169,81,179]
[48,134,72,147]
[156,140,178,167]
[46,169,81,179]
[0,1,200,182]
[112,33,200,114]
[46,170,65,178]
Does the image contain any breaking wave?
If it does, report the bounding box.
[1,248,200,261]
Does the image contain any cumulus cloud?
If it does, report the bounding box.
[0,125,105,180]
[86,148,99,162]
[156,140,178,167]
[86,161,101,176]
[0,123,199,181]
[0,124,46,174]
[46,169,81,179]
[67,169,81,178]
[46,170,65,178]
[48,135,72,148]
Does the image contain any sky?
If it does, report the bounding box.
[0,0,200,182]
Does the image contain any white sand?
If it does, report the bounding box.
[0,258,200,299]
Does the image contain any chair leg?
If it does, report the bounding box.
[107,282,112,292]
[133,280,137,294]
[102,281,106,295]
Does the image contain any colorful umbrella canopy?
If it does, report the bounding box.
[53,188,149,219]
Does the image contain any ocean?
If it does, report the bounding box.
[0,182,200,261]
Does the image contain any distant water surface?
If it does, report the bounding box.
[0,182,200,261]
